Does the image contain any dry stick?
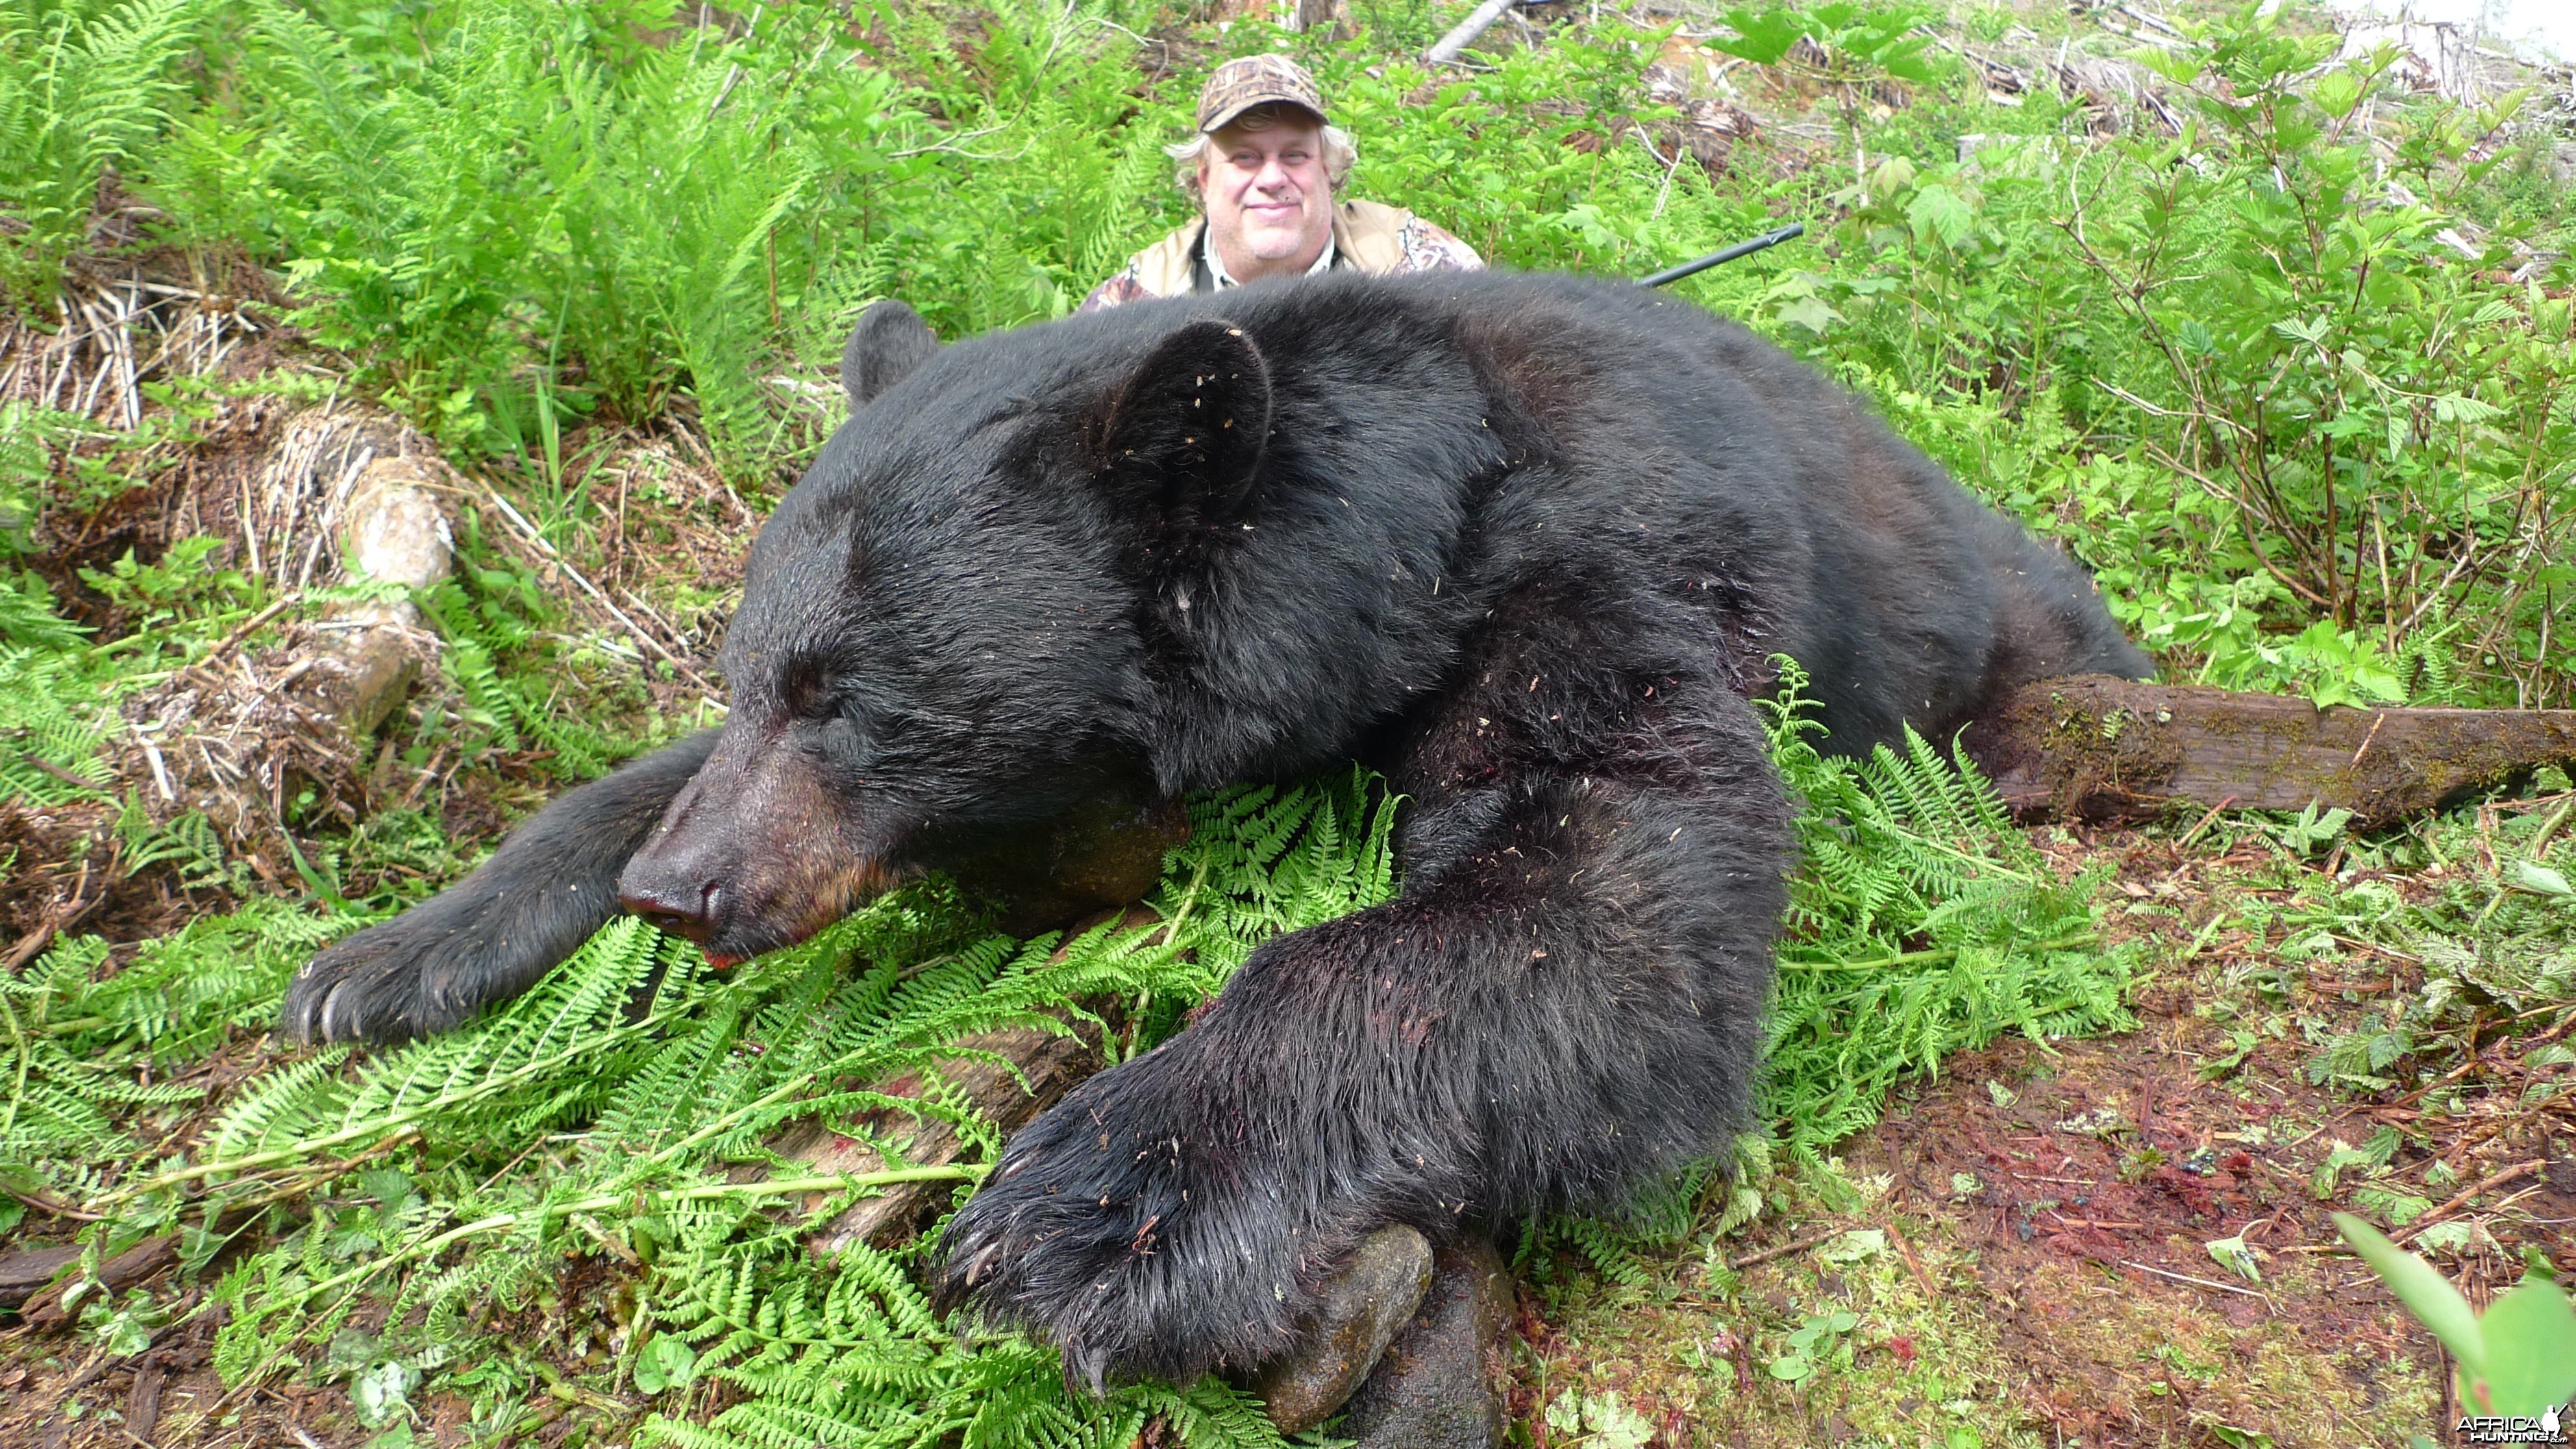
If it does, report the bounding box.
[2384,1045,2506,1113]
[2175,793,2240,851]
[2121,1259,2268,1301]
[2392,1159,2545,1245]
[475,481,711,693]
[2347,710,2389,770]
[194,595,301,673]
[1722,1228,1844,1271]
[1884,1219,1940,1298]
[41,296,75,411]
[114,284,141,431]
[75,299,115,418]
[130,722,175,803]
[17,752,104,795]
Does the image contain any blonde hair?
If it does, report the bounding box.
[1166,103,1356,199]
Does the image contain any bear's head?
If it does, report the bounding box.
[615,298,1286,963]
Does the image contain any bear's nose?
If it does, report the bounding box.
[619,880,721,943]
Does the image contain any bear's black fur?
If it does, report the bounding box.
[283,271,2146,1388]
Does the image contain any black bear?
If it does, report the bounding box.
[283,271,2146,1389]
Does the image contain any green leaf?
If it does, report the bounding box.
[631,1333,697,1394]
[352,1360,421,1430]
[1581,1393,1659,1449]
[1905,184,1975,249]
[2207,1234,2262,1283]
[2472,1280,2576,1417]
[1709,7,1811,65]
[2415,1220,2473,1252]
[1775,295,1838,334]
[2505,861,2571,898]
[2334,1214,2486,1380]
[2311,68,2363,118]
[1819,1230,1885,1265]
[2270,316,2331,345]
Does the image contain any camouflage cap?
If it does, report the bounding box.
[1195,54,1329,133]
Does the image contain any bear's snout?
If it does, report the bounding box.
[615,874,721,943]
[612,734,900,967]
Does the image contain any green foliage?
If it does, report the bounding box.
[0,0,197,296]
[1766,1307,1859,1383]
[1707,2,1946,87]
[1763,658,2131,1159]
[1769,5,2572,707]
[10,777,1389,1443]
[2335,1213,2576,1418]
[8,669,2115,1441]
[2239,796,2574,1099]
[10,0,2574,1436]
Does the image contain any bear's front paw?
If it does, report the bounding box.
[282,878,580,1043]
[934,1050,1328,1392]
[280,910,484,1045]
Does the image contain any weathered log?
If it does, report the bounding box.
[1424,0,1518,63]
[299,416,454,739]
[1964,674,2576,825]
[7,1233,177,1328]
[784,1013,1109,1254]
[0,1245,82,1313]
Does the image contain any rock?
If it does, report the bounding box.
[1251,1226,1434,1434]
[1337,1239,1516,1448]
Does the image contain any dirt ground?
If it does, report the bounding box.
[10,817,2568,1449]
[4,245,2570,1449]
[1509,832,2576,1449]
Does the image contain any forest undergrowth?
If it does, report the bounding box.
[1,0,2571,1443]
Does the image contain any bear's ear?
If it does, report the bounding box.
[1094,317,1272,530]
[842,300,939,410]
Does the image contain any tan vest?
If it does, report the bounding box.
[1123,199,1421,299]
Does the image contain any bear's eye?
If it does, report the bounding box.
[781,656,841,722]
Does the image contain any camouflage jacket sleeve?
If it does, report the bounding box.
[1078,269,1152,314]
[1396,216,1484,273]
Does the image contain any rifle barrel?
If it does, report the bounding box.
[1636,222,1805,288]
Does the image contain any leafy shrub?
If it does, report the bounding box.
[1761,5,2571,706]
[0,0,197,297]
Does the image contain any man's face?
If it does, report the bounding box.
[1198,112,1332,282]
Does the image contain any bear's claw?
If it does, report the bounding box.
[935,1047,1335,1391]
[283,905,515,1043]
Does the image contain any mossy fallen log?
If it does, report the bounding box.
[1964,674,2576,826]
